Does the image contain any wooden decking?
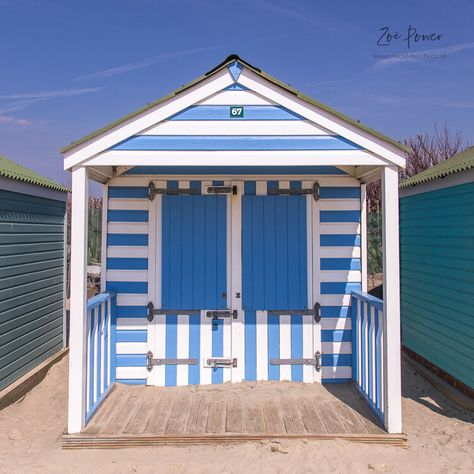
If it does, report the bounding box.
[63,381,407,448]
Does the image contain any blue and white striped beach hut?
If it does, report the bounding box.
[63,55,407,436]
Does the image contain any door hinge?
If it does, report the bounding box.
[146,351,198,371]
[267,302,321,323]
[206,185,237,195]
[205,357,237,369]
[147,302,200,322]
[267,181,320,201]
[270,351,321,372]
[148,181,200,201]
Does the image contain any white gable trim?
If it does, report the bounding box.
[63,68,234,170]
[238,68,406,168]
[87,149,388,167]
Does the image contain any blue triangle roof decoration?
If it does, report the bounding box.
[224,83,249,91]
[228,61,244,82]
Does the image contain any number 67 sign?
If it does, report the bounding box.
[229,106,244,118]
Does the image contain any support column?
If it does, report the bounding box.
[360,183,368,292]
[67,166,89,433]
[382,166,402,433]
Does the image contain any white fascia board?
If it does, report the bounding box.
[88,149,388,167]
[63,68,234,170]
[238,68,407,169]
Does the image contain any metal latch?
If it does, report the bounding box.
[148,181,200,201]
[267,302,321,323]
[267,181,320,201]
[147,302,200,322]
[206,357,237,369]
[270,351,321,372]
[206,310,237,321]
[146,351,198,371]
[206,185,237,195]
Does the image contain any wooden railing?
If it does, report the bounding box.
[350,290,384,423]
[85,291,116,421]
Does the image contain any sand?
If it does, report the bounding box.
[0,357,472,474]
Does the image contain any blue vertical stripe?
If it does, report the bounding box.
[268,314,280,381]
[188,314,200,385]
[244,181,256,195]
[351,296,358,381]
[165,315,177,386]
[291,315,303,382]
[245,311,257,381]
[212,319,224,384]
[361,303,366,393]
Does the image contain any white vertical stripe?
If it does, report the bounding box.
[369,306,376,402]
[279,315,291,381]
[107,299,111,386]
[302,315,314,383]
[256,310,268,380]
[279,180,290,190]
[200,311,212,385]
[150,180,165,386]
[178,180,190,189]
[256,181,266,196]
[360,184,368,292]
[311,189,322,383]
[101,184,108,293]
[222,318,232,383]
[231,181,244,383]
[176,315,189,386]
[100,302,105,395]
[92,309,98,403]
[362,301,369,393]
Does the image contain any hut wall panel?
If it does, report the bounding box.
[400,182,474,390]
[107,174,361,386]
[0,189,65,391]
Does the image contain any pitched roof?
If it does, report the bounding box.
[0,155,69,192]
[399,146,474,188]
[61,54,409,155]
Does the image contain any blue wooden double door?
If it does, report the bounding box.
[153,182,317,386]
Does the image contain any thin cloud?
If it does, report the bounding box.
[0,87,100,114]
[373,41,474,69]
[0,115,32,126]
[239,0,358,34]
[74,46,222,81]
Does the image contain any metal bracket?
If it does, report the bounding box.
[206,185,237,195]
[206,357,237,369]
[147,302,199,322]
[146,351,198,371]
[267,181,320,201]
[206,310,237,321]
[148,181,200,201]
[270,351,321,372]
[267,302,321,323]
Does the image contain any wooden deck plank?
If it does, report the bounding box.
[244,404,266,434]
[225,395,245,433]
[144,392,174,434]
[298,397,327,433]
[280,396,306,434]
[262,401,286,434]
[205,393,226,434]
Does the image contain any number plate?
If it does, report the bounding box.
[230,106,244,118]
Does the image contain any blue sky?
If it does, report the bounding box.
[0,0,473,189]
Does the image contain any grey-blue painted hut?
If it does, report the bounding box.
[0,155,68,391]
[400,146,474,397]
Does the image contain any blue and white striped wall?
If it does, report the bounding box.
[104,173,361,386]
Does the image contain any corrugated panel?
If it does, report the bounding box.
[400,182,474,389]
[0,190,65,391]
[400,146,474,188]
[0,155,69,192]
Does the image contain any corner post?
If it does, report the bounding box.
[67,166,89,433]
[381,166,402,433]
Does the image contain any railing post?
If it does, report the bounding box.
[382,166,402,434]
[110,291,117,383]
[68,166,89,434]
